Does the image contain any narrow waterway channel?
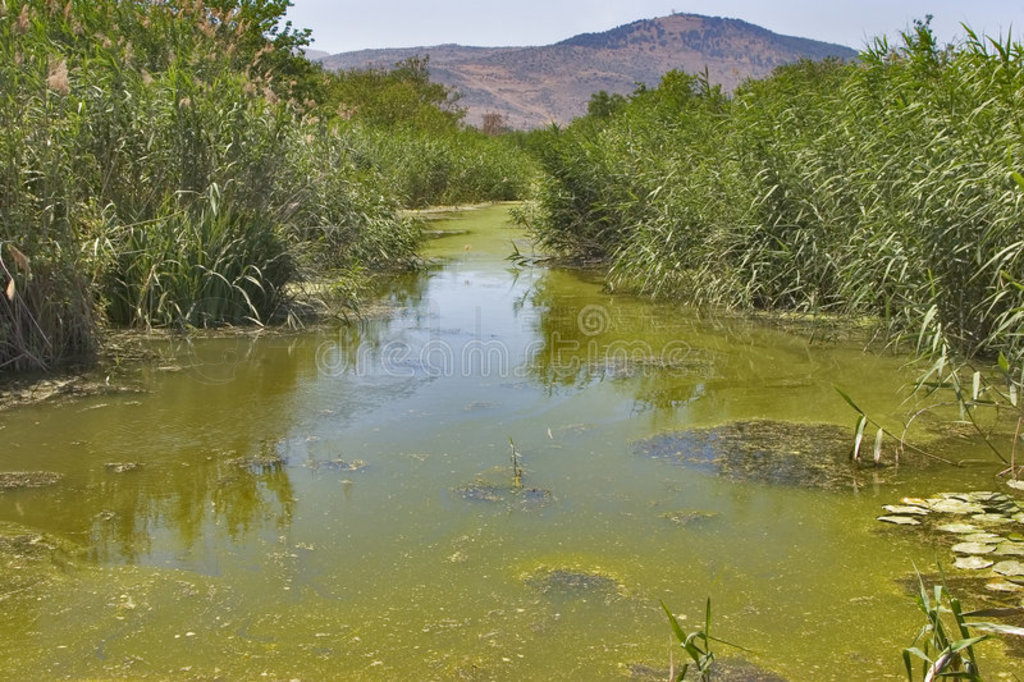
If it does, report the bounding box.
[0,204,1018,679]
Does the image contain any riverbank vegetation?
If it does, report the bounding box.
[322,57,533,208]
[522,20,1024,390]
[0,0,534,374]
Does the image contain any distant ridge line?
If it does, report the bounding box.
[315,13,858,129]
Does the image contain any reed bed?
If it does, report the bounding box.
[525,21,1024,370]
[0,0,533,374]
[355,126,534,209]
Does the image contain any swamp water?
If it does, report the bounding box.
[0,204,1020,679]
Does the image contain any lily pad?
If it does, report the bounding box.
[1006,480,1024,491]
[878,515,920,526]
[954,556,994,570]
[996,543,1024,557]
[993,560,1024,577]
[929,499,985,515]
[952,542,998,555]
[980,491,1018,505]
[882,505,929,516]
[934,492,972,501]
[964,533,1003,544]
[971,513,1013,525]
[987,580,1024,593]
[936,523,981,534]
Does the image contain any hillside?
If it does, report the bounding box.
[316,13,858,128]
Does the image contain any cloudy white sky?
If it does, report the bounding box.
[285,1,1024,55]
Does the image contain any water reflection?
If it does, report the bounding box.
[525,269,714,411]
[0,334,312,567]
[4,208,910,569]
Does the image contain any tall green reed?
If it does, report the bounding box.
[0,0,455,372]
[526,21,1024,372]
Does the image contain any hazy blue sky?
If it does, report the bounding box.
[285,1,1024,55]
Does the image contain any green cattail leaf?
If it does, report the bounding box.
[962,607,1024,618]
[947,635,990,652]
[660,601,687,643]
[834,387,865,415]
[902,649,916,679]
[964,622,1024,637]
[873,428,884,464]
[972,371,981,402]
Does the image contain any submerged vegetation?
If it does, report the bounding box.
[633,419,944,491]
[522,19,1024,404]
[0,0,534,375]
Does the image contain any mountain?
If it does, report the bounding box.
[302,48,331,61]
[315,13,858,129]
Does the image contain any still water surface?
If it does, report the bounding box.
[0,205,1016,679]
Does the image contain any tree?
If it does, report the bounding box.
[481,112,508,136]
[586,90,627,119]
[202,0,321,106]
[325,56,465,131]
